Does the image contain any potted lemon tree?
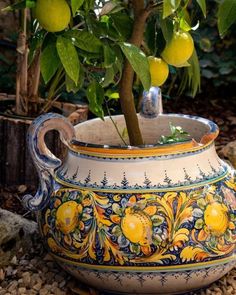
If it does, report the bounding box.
[3,0,236,294]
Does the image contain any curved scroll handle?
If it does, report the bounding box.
[23,113,75,211]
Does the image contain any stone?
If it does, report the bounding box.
[33,281,42,291]
[7,280,18,292]
[18,287,27,294]
[0,269,5,281]
[222,141,236,168]
[22,271,31,287]
[39,289,49,295]
[0,209,38,267]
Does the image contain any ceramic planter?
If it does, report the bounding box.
[24,112,236,294]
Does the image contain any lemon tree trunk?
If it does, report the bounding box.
[119,1,151,146]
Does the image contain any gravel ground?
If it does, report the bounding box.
[0,234,235,295]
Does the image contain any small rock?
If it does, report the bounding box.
[33,281,42,291]
[17,185,27,194]
[43,254,54,261]
[59,280,66,288]
[10,256,18,265]
[18,287,27,294]
[39,289,49,295]
[0,269,5,281]
[7,280,18,292]
[0,209,38,266]
[22,271,31,286]
[5,266,13,276]
[55,274,64,283]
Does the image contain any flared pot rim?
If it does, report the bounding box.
[69,113,219,156]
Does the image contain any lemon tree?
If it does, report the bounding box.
[3,0,236,145]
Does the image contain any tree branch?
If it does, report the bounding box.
[119,1,151,145]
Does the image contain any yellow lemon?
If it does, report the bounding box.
[204,202,229,236]
[161,31,194,67]
[56,201,82,234]
[148,56,169,86]
[35,0,71,32]
[121,208,152,246]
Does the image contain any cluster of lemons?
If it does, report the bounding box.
[35,0,194,88]
[148,31,194,87]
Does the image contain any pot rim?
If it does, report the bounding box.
[69,113,219,157]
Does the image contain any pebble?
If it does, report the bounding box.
[0,234,235,295]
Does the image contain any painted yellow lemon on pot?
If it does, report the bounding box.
[121,208,152,246]
[148,56,169,86]
[204,202,229,236]
[56,201,82,234]
[161,31,194,67]
[35,0,71,32]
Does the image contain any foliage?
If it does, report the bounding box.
[158,123,190,144]
[194,0,236,88]
[1,0,236,145]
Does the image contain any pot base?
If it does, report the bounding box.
[61,260,235,295]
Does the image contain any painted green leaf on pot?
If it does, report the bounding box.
[195,218,204,229]
[119,42,151,90]
[56,36,80,85]
[40,41,60,84]
[86,80,104,119]
[218,0,236,37]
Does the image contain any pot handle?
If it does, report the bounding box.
[23,113,75,211]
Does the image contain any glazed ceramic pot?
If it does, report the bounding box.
[24,112,236,295]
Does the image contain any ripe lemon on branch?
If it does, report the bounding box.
[148,56,169,86]
[35,0,71,32]
[161,31,194,67]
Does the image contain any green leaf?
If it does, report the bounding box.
[40,41,60,84]
[119,42,151,90]
[218,0,236,38]
[56,36,80,84]
[65,66,84,93]
[105,89,119,100]
[111,13,133,40]
[86,80,104,118]
[64,30,102,53]
[179,17,192,32]
[160,17,174,44]
[102,66,115,87]
[178,49,200,97]
[103,44,116,68]
[83,0,95,12]
[71,0,84,16]
[163,0,181,19]
[196,0,206,17]
[28,30,46,65]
